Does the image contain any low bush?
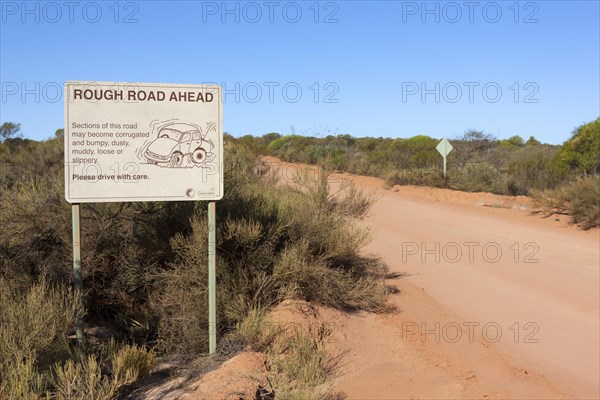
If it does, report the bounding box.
[157,147,389,354]
[268,330,332,400]
[261,124,598,202]
[552,118,600,175]
[0,278,155,399]
[0,277,83,376]
[1,129,389,396]
[232,308,281,352]
[50,342,155,400]
[533,176,600,229]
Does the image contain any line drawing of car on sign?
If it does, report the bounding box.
[144,122,215,167]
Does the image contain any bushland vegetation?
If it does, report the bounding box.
[256,118,599,229]
[0,125,388,397]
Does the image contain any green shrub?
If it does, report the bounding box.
[156,147,388,354]
[261,126,594,201]
[498,135,525,149]
[229,309,339,400]
[0,356,45,399]
[533,176,600,229]
[1,131,388,395]
[0,278,154,399]
[0,277,83,374]
[268,329,334,400]
[552,118,600,175]
[0,136,203,340]
[0,172,72,290]
[50,343,155,400]
[271,241,388,311]
[233,308,281,352]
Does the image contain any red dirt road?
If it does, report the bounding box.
[329,172,600,399]
[134,160,598,399]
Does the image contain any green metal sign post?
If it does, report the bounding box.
[208,201,217,354]
[71,204,84,345]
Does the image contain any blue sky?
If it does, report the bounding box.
[1,0,598,144]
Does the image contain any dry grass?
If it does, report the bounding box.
[231,308,342,400]
[0,136,389,396]
[532,176,600,229]
[157,154,389,353]
[0,279,155,399]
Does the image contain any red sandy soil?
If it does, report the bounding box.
[130,352,269,399]
[329,168,599,399]
[135,160,600,399]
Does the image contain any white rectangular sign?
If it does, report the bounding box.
[64,81,223,203]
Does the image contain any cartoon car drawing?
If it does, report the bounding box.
[144,123,214,167]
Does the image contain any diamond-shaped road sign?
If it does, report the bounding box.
[436,139,453,157]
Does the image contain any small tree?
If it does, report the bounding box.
[452,129,497,165]
[553,118,600,175]
[526,136,541,146]
[261,132,281,145]
[0,122,21,142]
[499,135,525,148]
[461,129,495,142]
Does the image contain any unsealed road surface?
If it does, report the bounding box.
[328,172,599,399]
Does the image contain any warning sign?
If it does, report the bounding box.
[64,81,223,203]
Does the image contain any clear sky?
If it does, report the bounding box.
[1,0,598,144]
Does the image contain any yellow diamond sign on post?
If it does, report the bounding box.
[436,139,453,178]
